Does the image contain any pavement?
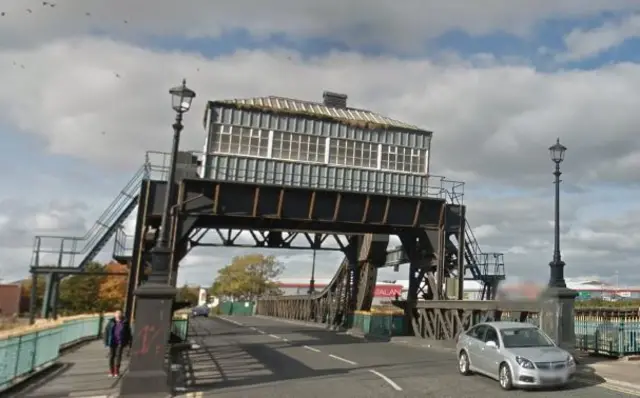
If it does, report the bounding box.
[13,341,127,398]
[176,315,640,398]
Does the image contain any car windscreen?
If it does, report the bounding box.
[500,327,554,348]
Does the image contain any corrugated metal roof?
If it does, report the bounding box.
[210,95,426,132]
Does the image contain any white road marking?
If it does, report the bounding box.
[328,354,357,365]
[74,395,109,398]
[257,330,266,334]
[281,338,289,342]
[368,369,403,391]
[268,334,281,339]
[249,326,257,330]
[217,316,243,326]
[304,345,321,353]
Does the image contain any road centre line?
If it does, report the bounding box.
[268,334,281,339]
[303,345,321,353]
[217,316,243,326]
[328,354,357,365]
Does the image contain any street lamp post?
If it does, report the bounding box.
[120,79,196,397]
[548,138,567,288]
[308,248,317,295]
[540,137,577,353]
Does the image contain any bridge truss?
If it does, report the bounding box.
[29,152,505,335]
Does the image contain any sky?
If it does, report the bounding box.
[1,0,640,288]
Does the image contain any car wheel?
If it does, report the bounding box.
[499,363,513,391]
[458,351,471,375]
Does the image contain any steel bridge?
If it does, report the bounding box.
[28,92,505,338]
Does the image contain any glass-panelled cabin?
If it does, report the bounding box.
[200,92,432,197]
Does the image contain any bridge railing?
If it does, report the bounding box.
[257,297,640,357]
[574,307,640,357]
[0,313,107,393]
[0,312,190,393]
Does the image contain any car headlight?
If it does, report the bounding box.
[567,355,575,365]
[515,356,535,369]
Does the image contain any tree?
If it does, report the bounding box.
[58,262,108,314]
[98,261,128,310]
[20,276,46,314]
[211,254,284,300]
[176,284,199,305]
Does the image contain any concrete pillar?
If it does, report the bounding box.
[539,286,578,352]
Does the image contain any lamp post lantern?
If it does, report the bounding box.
[120,79,195,397]
[548,138,567,288]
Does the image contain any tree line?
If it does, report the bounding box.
[18,253,284,316]
[20,261,202,316]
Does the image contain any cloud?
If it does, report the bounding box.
[558,13,640,62]
[3,0,640,51]
[3,38,640,188]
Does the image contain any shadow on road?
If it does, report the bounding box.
[181,337,355,391]
[181,317,458,392]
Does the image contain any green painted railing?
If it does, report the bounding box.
[352,311,405,339]
[219,301,255,316]
[171,317,189,341]
[0,314,105,392]
[575,309,640,357]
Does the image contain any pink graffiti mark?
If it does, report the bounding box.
[134,325,162,357]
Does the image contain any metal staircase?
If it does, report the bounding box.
[113,225,135,264]
[30,163,149,271]
[439,178,505,299]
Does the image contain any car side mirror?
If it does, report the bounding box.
[486,341,498,349]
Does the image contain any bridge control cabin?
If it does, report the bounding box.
[200,91,432,197]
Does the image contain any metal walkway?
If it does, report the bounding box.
[19,341,127,398]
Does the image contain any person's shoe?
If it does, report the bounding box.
[108,372,115,378]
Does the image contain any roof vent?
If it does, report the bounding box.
[322,91,348,108]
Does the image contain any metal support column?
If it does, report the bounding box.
[120,80,195,397]
[41,273,54,319]
[29,271,38,324]
[456,206,466,300]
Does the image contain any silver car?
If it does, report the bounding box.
[455,321,576,390]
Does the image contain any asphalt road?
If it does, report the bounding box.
[179,316,638,398]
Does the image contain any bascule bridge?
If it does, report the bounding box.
[29,91,504,331]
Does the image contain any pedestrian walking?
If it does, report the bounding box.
[103,310,132,378]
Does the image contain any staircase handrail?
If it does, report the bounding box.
[440,183,484,264]
[86,162,150,240]
[30,156,152,269]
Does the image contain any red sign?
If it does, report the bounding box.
[374,285,403,298]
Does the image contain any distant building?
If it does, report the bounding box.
[566,279,640,301]
[498,278,640,301]
[276,278,402,305]
[276,278,486,303]
[0,284,21,316]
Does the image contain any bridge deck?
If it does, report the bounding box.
[14,317,638,397]
[173,317,632,397]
